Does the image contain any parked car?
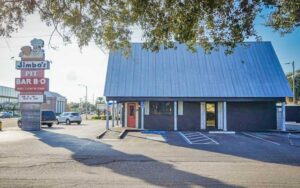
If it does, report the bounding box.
[0,111,13,118]
[56,112,82,125]
[17,110,56,128]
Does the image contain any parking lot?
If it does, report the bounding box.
[179,131,219,145]
[123,129,300,148]
[1,120,300,187]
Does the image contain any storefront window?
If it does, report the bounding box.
[150,101,173,115]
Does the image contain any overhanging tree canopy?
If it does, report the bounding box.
[1,0,299,54]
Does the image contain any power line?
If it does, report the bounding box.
[4,38,12,52]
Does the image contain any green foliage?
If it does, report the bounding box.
[1,0,299,54]
[96,97,105,104]
[91,115,112,120]
[264,0,300,35]
[286,69,300,101]
[91,116,102,120]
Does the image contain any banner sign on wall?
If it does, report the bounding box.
[16,60,50,70]
[15,78,49,92]
[18,95,44,103]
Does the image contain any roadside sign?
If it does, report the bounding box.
[16,38,49,131]
[96,103,106,111]
[16,60,50,70]
[15,78,49,92]
[18,94,44,103]
[21,69,44,78]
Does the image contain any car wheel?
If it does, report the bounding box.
[77,121,81,125]
[66,119,70,125]
[17,120,22,128]
[56,120,59,125]
[47,123,53,128]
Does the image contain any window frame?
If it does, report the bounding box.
[149,101,174,116]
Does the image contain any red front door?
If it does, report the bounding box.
[127,103,136,128]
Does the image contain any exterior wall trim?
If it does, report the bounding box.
[108,97,285,102]
[218,102,223,130]
[200,102,206,130]
[141,101,144,130]
[223,101,227,131]
[281,102,286,131]
[135,102,139,129]
[174,101,177,131]
[124,103,128,127]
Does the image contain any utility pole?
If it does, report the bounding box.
[78,84,88,120]
[293,61,296,104]
[79,98,82,113]
[286,61,296,104]
[92,93,95,112]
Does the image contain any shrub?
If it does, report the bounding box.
[91,115,112,120]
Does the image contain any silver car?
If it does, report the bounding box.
[56,112,82,125]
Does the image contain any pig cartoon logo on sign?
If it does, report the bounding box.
[19,38,45,60]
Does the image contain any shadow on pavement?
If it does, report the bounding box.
[33,130,243,188]
[42,127,64,130]
[164,132,300,166]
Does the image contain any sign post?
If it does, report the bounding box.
[15,38,50,131]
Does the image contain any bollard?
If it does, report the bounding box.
[0,120,2,131]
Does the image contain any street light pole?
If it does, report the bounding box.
[79,98,82,113]
[286,61,296,104]
[78,84,88,120]
[292,61,296,104]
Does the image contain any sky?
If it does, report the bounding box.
[0,12,299,103]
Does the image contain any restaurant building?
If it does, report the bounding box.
[41,91,67,114]
[0,85,19,112]
[104,42,292,131]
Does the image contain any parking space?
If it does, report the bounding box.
[238,132,300,148]
[125,131,167,142]
[288,133,300,147]
[158,131,300,149]
[179,131,219,145]
[241,132,281,146]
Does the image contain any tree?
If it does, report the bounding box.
[1,0,299,54]
[67,102,80,112]
[286,69,300,103]
[96,97,105,104]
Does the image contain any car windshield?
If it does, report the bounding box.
[71,113,79,116]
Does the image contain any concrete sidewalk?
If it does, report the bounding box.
[286,122,300,131]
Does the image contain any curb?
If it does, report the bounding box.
[119,129,127,139]
[209,131,235,134]
[267,130,300,134]
[119,128,142,139]
[97,130,107,139]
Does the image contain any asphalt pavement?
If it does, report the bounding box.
[0,120,300,187]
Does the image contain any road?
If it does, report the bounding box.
[0,120,300,187]
[0,118,19,129]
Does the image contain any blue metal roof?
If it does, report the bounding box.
[104,42,292,98]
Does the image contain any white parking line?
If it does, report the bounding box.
[179,132,192,144]
[179,132,219,145]
[189,137,210,141]
[242,132,280,146]
[288,133,294,146]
